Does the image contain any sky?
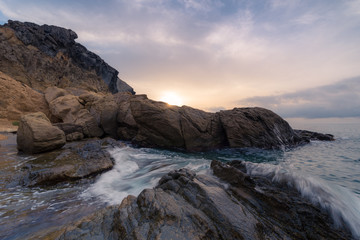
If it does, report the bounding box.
[0,0,360,118]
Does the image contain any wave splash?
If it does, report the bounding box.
[244,161,360,238]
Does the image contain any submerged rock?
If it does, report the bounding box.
[49,161,353,240]
[17,112,65,154]
[294,129,335,141]
[20,138,122,186]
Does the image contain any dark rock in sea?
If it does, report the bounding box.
[295,129,335,141]
[20,137,123,186]
[0,20,134,94]
[48,161,353,240]
[17,112,66,154]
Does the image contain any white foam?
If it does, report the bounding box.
[244,161,360,238]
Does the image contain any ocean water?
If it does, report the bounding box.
[0,117,360,239]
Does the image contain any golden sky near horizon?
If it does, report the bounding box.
[1,0,360,117]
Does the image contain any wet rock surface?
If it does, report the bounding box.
[19,137,123,186]
[49,161,353,240]
[0,20,134,94]
[294,129,335,141]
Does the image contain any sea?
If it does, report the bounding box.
[0,117,359,239]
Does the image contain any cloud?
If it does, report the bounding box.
[237,77,360,118]
[1,0,360,113]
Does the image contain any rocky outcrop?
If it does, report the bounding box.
[0,71,50,120]
[219,107,300,148]
[17,112,66,153]
[49,161,353,240]
[116,94,303,151]
[294,129,335,141]
[20,138,123,186]
[0,20,134,94]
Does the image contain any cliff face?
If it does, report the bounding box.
[0,20,134,94]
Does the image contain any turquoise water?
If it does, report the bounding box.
[1,117,360,239]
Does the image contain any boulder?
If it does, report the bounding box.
[47,92,103,138]
[219,107,300,149]
[20,138,122,186]
[17,112,65,153]
[50,162,353,240]
[294,129,335,141]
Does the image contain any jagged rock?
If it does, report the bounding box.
[47,90,103,138]
[0,20,134,94]
[294,129,335,141]
[218,107,301,148]
[49,162,353,240]
[53,123,84,141]
[20,138,122,186]
[17,112,65,153]
[0,71,50,120]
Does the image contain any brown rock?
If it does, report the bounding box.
[219,107,299,149]
[0,71,50,120]
[17,112,66,153]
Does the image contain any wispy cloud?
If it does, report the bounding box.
[1,0,360,112]
[238,78,360,118]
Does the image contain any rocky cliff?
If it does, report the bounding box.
[0,20,134,94]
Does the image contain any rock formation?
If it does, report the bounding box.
[17,112,66,153]
[0,20,134,94]
[116,94,304,151]
[47,161,353,240]
[0,71,50,120]
[19,138,122,186]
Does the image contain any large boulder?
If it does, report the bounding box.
[0,20,134,94]
[219,107,300,148]
[20,138,121,186]
[49,162,353,240]
[17,112,65,153]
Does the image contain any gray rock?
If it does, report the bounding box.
[20,138,122,186]
[17,112,65,153]
[51,162,353,240]
[294,129,334,141]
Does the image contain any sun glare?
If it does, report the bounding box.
[159,92,183,106]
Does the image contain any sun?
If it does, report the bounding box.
[159,92,183,106]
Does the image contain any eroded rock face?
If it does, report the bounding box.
[0,71,50,120]
[20,138,122,186]
[17,112,65,153]
[0,20,134,94]
[51,162,353,240]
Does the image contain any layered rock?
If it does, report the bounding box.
[20,138,122,186]
[294,129,335,141]
[0,20,134,94]
[49,161,353,240]
[0,71,50,120]
[17,112,65,153]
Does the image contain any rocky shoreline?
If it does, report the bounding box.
[1,20,351,240]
